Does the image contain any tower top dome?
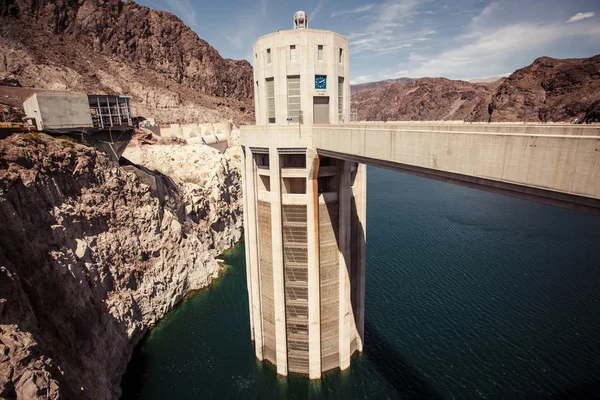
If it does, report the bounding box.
[294,11,308,29]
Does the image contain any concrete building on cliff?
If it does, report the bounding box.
[240,11,367,378]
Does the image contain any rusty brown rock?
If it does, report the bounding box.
[351,54,600,123]
[0,0,254,125]
[352,77,491,122]
[490,55,600,123]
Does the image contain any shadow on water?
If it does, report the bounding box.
[364,319,442,400]
[547,381,600,400]
[120,343,149,398]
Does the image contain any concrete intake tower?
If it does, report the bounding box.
[240,10,600,381]
[240,12,366,378]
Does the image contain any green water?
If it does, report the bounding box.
[121,167,600,399]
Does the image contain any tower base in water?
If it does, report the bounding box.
[241,145,366,379]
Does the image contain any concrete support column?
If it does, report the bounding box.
[338,160,352,370]
[241,147,255,341]
[306,148,322,379]
[354,163,367,351]
[269,148,288,375]
[245,148,264,360]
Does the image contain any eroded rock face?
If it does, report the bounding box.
[351,54,600,123]
[0,133,242,399]
[490,55,600,123]
[0,74,21,87]
[352,77,491,122]
[0,0,254,124]
[123,137,243,254]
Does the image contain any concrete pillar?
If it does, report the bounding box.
[269,148,288,375]
[354,163,367,351]
[338,160,352,370]
[245,149,264,360]
[241,147,255,341]
[306,148,322,379]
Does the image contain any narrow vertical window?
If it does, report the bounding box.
[287,75,301,122]
[290,45,296,61]
[338,77,344,122]
[339,48,343,64]
[318,45,323,61]
[267,48,271,64]
[266,78,275,123]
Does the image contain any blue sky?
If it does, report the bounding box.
[137,0,600,84]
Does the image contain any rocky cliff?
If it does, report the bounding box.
[0,0,254,124]
[0,133,243,399]
[352,77,491,122]
[489,55,600,122]
[352,54,600,123]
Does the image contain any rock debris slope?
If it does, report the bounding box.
[352,77,491,122]
[490,55,600,122]
[0,133,242,399]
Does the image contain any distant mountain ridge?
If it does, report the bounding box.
[351,55,600,123]
[350,76,506,95]
[352,77,491,122]
[490,55,600,122]
[351,78,413,94]
[0,0,254,124]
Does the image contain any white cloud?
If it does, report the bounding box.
[406,19,600,79]
[376,0,422,24]
[348,31,376,39]
[310,0,326,22]
[224,0,268,53]
[347,0,436,55]
[331,4,374,18]
[471,2,498,26]
[567,12,596,23]
[350,75,375,84]
[167,0,199,30]
[385,69,410,79]
[350,33,433,55]
[408,52,428,62]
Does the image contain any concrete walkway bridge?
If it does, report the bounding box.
[242,122,600,215]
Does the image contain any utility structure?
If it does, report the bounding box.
[88,95,132,129]
[241,11,366,379]
[240,11,600,381]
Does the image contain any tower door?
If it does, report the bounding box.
[313,97,330,124]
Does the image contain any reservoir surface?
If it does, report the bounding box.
[121,167,600,399]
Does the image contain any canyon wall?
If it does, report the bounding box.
[0,0,254,124]
[0,133,242,399]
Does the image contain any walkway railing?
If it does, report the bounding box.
[338,109,358,123]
